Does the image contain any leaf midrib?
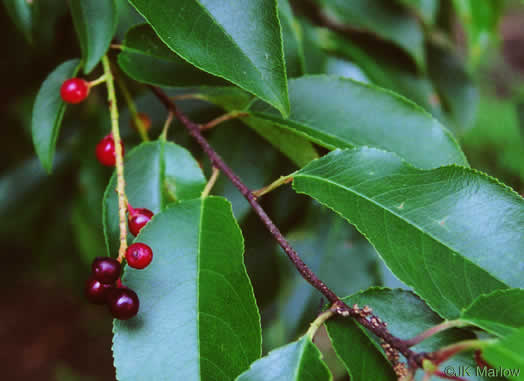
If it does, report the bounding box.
[294,172,507,286]
[193,0,282,104]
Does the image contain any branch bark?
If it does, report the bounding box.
[149,85,423,367]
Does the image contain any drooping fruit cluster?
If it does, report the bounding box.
[85,257,140,320]
[96,134,124,167]
[60,78,90,104]
[85,204,155,319]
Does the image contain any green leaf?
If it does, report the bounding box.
[292,148,524,318]
[324,57,370,83]
[236,336,331,381]
[299,19,329,75]
[129,0,290,116]
[31,59,81,173]
[326,288,494,381]
[451,0,503,67]
[70,0,118,74]
[118,24,228,88]
[3,0,33,43]
[462,97,524,183]
[103,141,206,256]
[206,122,279,220]
[397,0,438,25]
[318,30,442,115]
[460,289,524,338]
[483,328,524,381]
[199,88,319,168]
[250,76,467,169]
[313,0,425,70]
[113,197,261,380]
[428,44,479,131]
[240,117,319,168]
[279,0,305,78]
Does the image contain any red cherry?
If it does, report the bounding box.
[85,277,113,304]
[125,243,153,269]
[92,257,121,284]
[107,287,139,320]
[60,78,90,104]
[128,208,154,236]
[95,134,124,166]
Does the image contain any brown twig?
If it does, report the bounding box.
[149,85,423,367]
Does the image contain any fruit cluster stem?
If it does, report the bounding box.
[102,55,128,262]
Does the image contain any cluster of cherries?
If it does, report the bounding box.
[60,77,151,167]
[84,206,155,320]
[61,78,155,320]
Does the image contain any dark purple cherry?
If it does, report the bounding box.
[107,287,139,320]
[85,277,113,304]
[92,257,121,284]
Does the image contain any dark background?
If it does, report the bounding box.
[1,1,523,380]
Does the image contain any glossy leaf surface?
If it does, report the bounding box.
[31,59,81,173]
[293,148,524,318]
[70,0,118,73]
[103,141,206,256]
[118,24,228,87]
[113,197,261,380]
[236,336,331,381]
[460,289,524,337]
[250,76,467,169]
[129,0,290,115]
